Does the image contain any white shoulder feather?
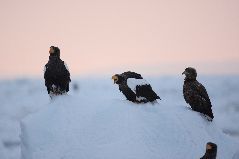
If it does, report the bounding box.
[64,62,69,71]
[43,66,46,74]
[127,78,149,93]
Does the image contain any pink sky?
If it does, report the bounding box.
[0,0,239,78]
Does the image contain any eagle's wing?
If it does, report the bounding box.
[184,81,213,118]
[127,78,160,103]
[136,84,160,102]
[121,71,143,79]
[196,82,212,107]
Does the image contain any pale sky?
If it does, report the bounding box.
[0,0,239,78]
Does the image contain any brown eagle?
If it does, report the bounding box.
[200,142,217,159]
[182,67,214,121]
[112,71,160,103]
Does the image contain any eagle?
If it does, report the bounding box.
[44,46,71,99]
[182,67,214,121]
[112,71,160,103]
[200,142,217,159]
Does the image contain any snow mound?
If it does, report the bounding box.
[20,95,238,159]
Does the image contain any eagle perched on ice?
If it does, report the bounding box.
[182,67,214,121]
[112,71,160,103]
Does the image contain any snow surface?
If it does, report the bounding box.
[20,96,238,159]
[0,76,239,159]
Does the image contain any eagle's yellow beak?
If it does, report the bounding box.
[112,75,118,84]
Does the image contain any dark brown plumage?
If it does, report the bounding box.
[200,142,217,159]
[182,67,214,121]
[112,71,160,103]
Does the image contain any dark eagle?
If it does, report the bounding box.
[182,67,214,121]
[44,46,71,98]
[112,71,160,103]
[200,142,217,159]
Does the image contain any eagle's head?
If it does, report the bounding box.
[182,67,197,80]
[112,74,124,84]
[205,142,217,157]
[49,46,60,57]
